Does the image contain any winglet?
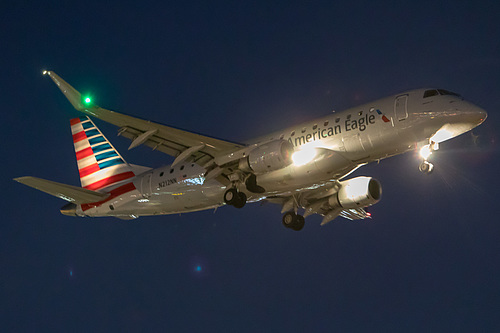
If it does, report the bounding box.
[43,71,87,111]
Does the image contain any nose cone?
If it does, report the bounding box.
[454,102,487,126]
[477,108,488,126]
[432,103,488,143]
[448,101,488,130]
[60,203,77,216]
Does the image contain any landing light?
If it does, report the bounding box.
[419,145,432,160]
[292,148,317,166]
[431,127,454,143]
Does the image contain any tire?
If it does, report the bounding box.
[233,192,247,209]
[224,188,239,205]
[419,161,434,174]
[282,212,296,228]
[292,215,305,231]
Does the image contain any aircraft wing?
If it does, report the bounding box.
[14,176,110,204]
[45,71,244,166]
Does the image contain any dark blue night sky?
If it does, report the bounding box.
[2,1,500,331]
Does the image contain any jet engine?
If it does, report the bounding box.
[328,176,382,209]
[239,140,294,174]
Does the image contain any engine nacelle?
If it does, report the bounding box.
[240,140,294,174]
[328,177,382,209]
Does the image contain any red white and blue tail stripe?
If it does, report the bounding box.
[71,116,135,190]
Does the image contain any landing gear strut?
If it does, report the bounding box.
[224,188,247,209]
[418,142,437,174]
[282,212,305,231]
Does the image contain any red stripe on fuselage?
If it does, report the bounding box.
[76,147,94,160]
[81,182,136,211]
[79,163,100,178]
[73,131,87,143]
[70,118,81,126]
[84,171,135,191]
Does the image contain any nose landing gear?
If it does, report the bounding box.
[419,160,434,174]
[418,142,438,174]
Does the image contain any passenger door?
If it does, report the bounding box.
[394,95,408,121]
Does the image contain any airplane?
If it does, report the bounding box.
[14,71,487,230]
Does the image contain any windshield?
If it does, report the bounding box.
[423,89,461,98]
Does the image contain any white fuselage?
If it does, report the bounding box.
[74,88,486,218]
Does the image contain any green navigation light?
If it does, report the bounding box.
[84,97,92,104]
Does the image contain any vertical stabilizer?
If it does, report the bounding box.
[70,116,135,190]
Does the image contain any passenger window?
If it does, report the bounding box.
[358,111,363,116]
[369,107,375,112]
[291,131,295,137]
[180,165,184,171]
[324,121,329,126]
[335,117,340,123]
[301,127,306,133]
[170,169,174,174]
[279,134,284,140]
[313,124,318,130]
[160,172,164,177]
[346,114,351,120]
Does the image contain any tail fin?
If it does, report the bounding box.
[71,116,135,190]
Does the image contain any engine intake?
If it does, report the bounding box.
[328,176,382,209]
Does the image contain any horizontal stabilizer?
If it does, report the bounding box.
[14,176,109,204]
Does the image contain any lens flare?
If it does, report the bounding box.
[292,148,317,166]
[419,145,432,160]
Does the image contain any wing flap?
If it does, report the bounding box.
[14,176,109,204]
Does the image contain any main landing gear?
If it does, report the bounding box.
[282,212,305,231]
[418,142,437,174]
[224,173,265,209]
[224,188,247,209]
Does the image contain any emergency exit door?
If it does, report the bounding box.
[141,173,152,198]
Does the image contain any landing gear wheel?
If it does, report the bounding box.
[292,215,305,231]
[419,161,434,174]
[224,188,247,208]
[224,188,239,205]
[233,192,247,209]
[282,212,296,228]
[282,212,305,231]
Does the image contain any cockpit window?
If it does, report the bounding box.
[423,89,462,98]
[437,89,461,97]
[423,89,439,98]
